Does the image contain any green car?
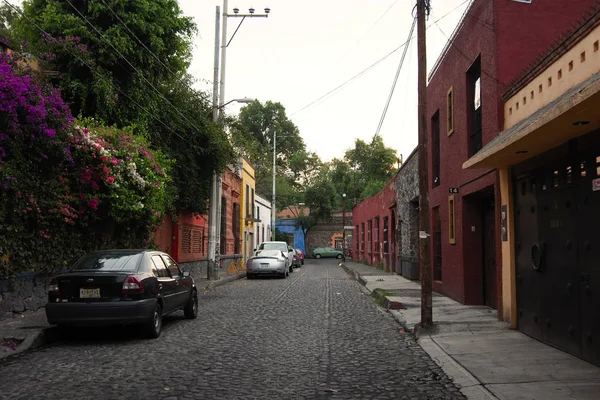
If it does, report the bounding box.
[312,247,343,259]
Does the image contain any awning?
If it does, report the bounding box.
[463,71,600,170]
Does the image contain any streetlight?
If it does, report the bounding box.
[342,193,347,262]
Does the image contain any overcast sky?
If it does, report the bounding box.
[179,0,472,163]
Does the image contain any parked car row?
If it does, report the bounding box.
[247,241,304,279]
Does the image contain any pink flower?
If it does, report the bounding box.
[88,198,99,210]
[106,176,115,184]
[110,158,119,165]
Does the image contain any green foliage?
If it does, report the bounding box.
[305,180,337,221]
[7,0,233,215]
[15,0,196,133]
[230,100,318,210]
[0,57,171,276]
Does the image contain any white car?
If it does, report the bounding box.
[255,241,294,273]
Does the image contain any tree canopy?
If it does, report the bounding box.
[8,0,234,214]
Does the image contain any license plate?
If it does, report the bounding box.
[260,263,270,268]
[80,288,100,298]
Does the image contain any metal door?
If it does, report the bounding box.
[537,165,580,355]
[515,176,543,341]
[578,152,600,365]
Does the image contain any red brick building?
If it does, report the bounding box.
[153,166,242,278]
[427,0,596,314]
[353,176,397,271]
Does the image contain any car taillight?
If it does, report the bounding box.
[48,278,60,295]
[122,275,145,294]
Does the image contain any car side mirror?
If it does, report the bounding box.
[182,271,190,277]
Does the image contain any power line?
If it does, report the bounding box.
[356,0,401,45]
[372,17,417,142]
[64,0,208,138]
[290,0,472,118]
[1,0,201,150]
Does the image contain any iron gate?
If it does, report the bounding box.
[514,135,600,366]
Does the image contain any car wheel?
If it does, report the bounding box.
[145,302,163,339]
[315,254,321,259]
[289,264,294,273]
[336,254,343,259]
[301,260,304,265]
[183,290,198,320]
[247,273,253,280]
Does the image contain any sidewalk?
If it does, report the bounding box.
[0,268,245,361]
[340,260,600,400]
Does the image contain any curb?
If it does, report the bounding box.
[204,272,247,291]
[0,328,49,361]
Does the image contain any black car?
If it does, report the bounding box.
[45,249,197,338]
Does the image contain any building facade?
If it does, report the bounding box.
[464,5,600,366]
[240,159,256,262]
[254,193,272,250]
[353,177,398,271]
[396,149,420,280]
[426,0,597,313]
[153,165,242,279]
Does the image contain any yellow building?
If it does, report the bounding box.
[464,13,600,366]
[239,158,256,262]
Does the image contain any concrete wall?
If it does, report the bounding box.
[396,150,420,280]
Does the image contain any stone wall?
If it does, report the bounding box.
[397,149,420,280]
[305,223,342,257]
[0,274,49,318]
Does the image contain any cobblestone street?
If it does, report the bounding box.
[0,260,464,400]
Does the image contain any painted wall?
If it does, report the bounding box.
[275,219,305,252]
[425,0,595,307]
[240,159,255,262]
[352,176,398,271]
[254,193,272,249]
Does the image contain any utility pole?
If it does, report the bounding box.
[417,0,432,327]
[342,193,346,261]
[207,6,221,281]
[271,128,276,240]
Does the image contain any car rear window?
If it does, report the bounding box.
[259,243,287,251]
[255,250,282,258]
[71,252,142,272]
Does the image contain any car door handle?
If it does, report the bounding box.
[159,284,163,289]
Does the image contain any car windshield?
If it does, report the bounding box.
[255,250,282,258]
[260,243,287,251]
[71,252,142,272]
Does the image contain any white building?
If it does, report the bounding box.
[254,194,272,250]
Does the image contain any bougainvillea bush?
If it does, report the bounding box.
[0,54,172,276]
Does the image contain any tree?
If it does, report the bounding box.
[230,100,319,211]
[10,0,234,214]
[15,0,196,132]
[305,180,337,221]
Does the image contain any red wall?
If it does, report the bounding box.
[425,0,595,308]
[353,176,397,271]
[153,167,242,263]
